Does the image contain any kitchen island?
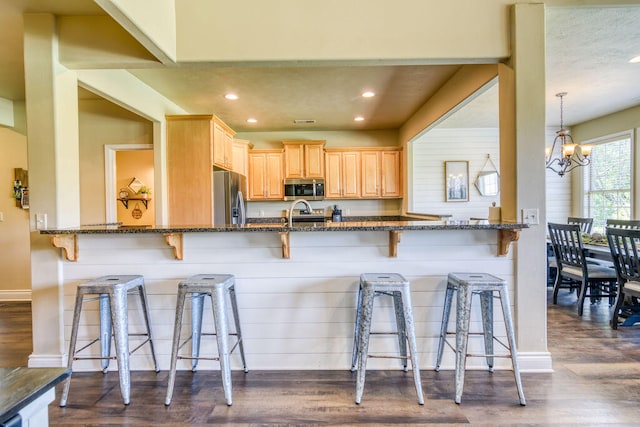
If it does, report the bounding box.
[32,218,545,374]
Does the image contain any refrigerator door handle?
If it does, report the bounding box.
[236,190,246,225]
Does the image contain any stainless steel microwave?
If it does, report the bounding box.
[283,178,325,201]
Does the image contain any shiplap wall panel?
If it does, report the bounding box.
[60,231,515,371]
[411,128,500,219]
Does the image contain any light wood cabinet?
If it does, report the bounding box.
[248,150,284,200]
[232,139,252,177]
[361,149,402,198]
[166,114,238,225]
[326,147,402,200]
[325,150,361,199]
[283,140,325,178]
[213,120,235,170]
[166,115,214,225]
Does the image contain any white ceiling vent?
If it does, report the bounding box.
[293,119,316,124]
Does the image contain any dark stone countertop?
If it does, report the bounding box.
[0,367,70,423]
[39,216,528,235]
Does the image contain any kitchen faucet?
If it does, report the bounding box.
[288,199,312,227]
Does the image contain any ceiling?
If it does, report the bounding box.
[1,2,640,132]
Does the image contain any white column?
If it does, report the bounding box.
[512,4,551,370]
[24,13,80,367]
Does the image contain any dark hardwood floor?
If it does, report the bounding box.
[3,290,640,425]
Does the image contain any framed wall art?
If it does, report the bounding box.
[445,160,469,202]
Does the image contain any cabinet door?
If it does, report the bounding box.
[305,144,325,178]
[223,130,233,168]
[212,122,226,168]
[248,153,267,200]
[266,152,284,199]
[325,151,343,198]
[284,144,304,178]
[341,151,361,198]
[381,151,402,197]
[232,140,249,177]
[361,151,380,198]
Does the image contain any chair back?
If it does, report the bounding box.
[548,223,587,271]
[567,217,594,233]
[606,219,640,230]
[606,227,640,284]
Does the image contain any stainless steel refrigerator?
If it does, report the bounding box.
[213,170,247,226]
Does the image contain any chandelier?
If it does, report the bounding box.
[545,92,592,177]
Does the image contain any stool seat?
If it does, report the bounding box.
[435,272,525,406]
[351,273,424,405]
[165,274,248,407]
[60,275,159,406]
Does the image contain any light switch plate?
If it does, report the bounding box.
[521,208,539,225]
[36,213,47,230]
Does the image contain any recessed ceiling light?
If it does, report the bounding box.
[354,116,365,122]
[362,91,375,98]
[630,56,640,63]
[225,93,239,100]
[246,118,257,123]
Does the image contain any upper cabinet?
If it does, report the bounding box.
[362,149,402,198]
[325,150,361,199]
[166,114,237,225]
[283,140,325,178]
[248,150,284,200]
[212,119,236,170]
[232,139,252,177]
[326,147,402,200]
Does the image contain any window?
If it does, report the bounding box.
[583,134,632,233]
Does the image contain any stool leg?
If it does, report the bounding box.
[99,294,112,374]
[499,287,526,406]
[228,285,249,373]
[401,288,424,405]
[355,285,375,404]
[435,285,454,371]
[60,290,84,407]
[110,288,131,405]
[392,291,408,372]
[455,283,472,404]
[211,286,233,406]
[191,293,205,372]
[479,290,494,371]
[165,286,187,406]
[350,282,363,372]
[137,284,159,373]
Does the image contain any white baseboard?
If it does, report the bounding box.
[517,351,553,372]
[28,353,66,368]
[0,289,32,301]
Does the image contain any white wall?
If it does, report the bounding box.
[410,128,500,220]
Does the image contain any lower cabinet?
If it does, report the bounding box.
[248,150,284,200]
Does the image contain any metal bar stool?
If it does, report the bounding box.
[351,273,424,405]
[435,272,526,405]
[165,274,248,407]
[60,275,159,406]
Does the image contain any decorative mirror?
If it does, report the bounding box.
[474,155,500,196]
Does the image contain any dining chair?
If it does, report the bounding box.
[606,226,640,329]
[567,217,594,233]
[606,219,640,230]
[547,223,618,316]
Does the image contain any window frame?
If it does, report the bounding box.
[580,130,635,232]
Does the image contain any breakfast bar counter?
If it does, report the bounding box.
[31,217,545,375]
[40,218,527,261]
